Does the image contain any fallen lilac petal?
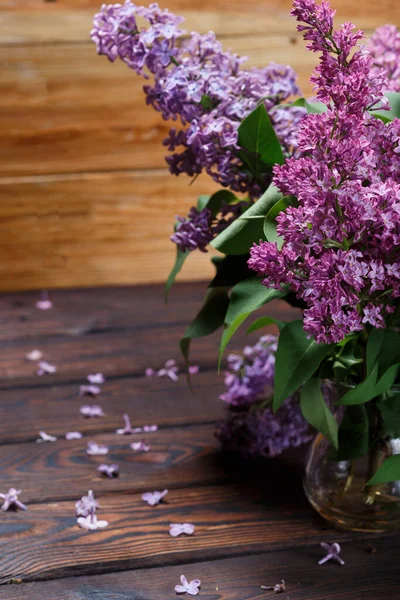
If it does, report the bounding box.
[130,441,151,452]
[145,368,156,377]
[76,490,99,517]
[156,359,179,381]
[261,579,286,593]
[87,373,105,385]
[26,349,43,361]
[36,361,57,376]
[79,385,101,397]
[77,514,108,531]
[142,489,168,506]
[65,431,83,440]
[175,575,201,595]
[80,405,104,418]
[189,365,200,375]
[98,464,119,478]
[318,542,345,566]
[116,414,135,435]
[0,488,27,512]
[87,441,109,456]
[169,523,195,537]
[142,424,158,433]
[36,431,57,443]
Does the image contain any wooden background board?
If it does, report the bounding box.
[0,0,399,291]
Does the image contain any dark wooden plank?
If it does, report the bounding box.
[0,537,397,598]
[0,480,363,584]
[0,300,298,387]
[0,370,224,444]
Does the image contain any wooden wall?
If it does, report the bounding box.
[0,0,399,291]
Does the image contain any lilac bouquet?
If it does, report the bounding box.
[92,1,400,492]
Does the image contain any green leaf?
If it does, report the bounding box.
[180,287,230,364]
[247,315,285,334]
[209,254,253,288]
[273,320,332,411]
[300,379,338,449]
[377,392,400,438]
[218,278,285,367]
[197,189,237,217]
[338,364,399,405]
[336,405,369,461]
[211,183,282,255]
[263,195,295,247]
[370,92,400,123]
[165,247,189,302]
[238,104,284,179]
[367,454,400,485]
[292,97,327,114]
[366,328,400,378]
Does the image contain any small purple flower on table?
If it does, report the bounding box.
[0,488,27,512]
[156,359,179,381]
[77,510,108,531]
[261,580,286,593]
[26,349,43,361]
[116,414,135,435]
[80,405,104,418]
[145,368,155,377]
[36,291,53,310]
[318,542,345,566]
[98,464,119,478]
[142,424,158,433]
[87,441,109,456]
[169,523,195,537]
[188,365,199,375]
[36,361,57,376]
[175,575,201,595]
[87,373,105,385]
[65,431,82,440]
[130,441,150,453]
[76,489,99,517]
[36,431,57,443]
[142,489,168,506]
[79,385,101,397]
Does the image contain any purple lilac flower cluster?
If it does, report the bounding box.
[368,25,400,92]
[216,335,312,457]
[249,0,400,344]
[91,2,303,202]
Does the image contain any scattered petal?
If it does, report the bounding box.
[130,441,151,452]
[77,514,108,531]
[142,424,158,433]
[87,441,109,456]
[169,523,195,537]
[65,431,83,440]
[80,405,104,418]
[26,349,43,362]
[116,414,135,435]
[145,368,156,377]
[36,361,57,376]
[79,385,101,397]
[157,359,179,382]
[175,575,201,596]
[0,488,27,512]
[76,490,99,517]
[98,464,119,478]
[261,580,286,593]
[87,373,105,385]
[142,489,168,506]
[318,542,345,566]
[189,365,200,375]
[36,431,57,443]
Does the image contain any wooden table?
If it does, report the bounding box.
[0,282,398,599]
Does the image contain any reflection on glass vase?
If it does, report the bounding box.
[304,432,400,532]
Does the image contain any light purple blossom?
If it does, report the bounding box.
[79,385,101,397]
[318,542,345,566]
[77,513,109,531]
[145,368,156,377]
[171,207,214,253]
[87,373,105,385]
[0,488,27,512]
[142,424,158,432]
[26,349,43,361]
[188,365,200,375]
[76,490,99,517]
[175,575,201,596]
[261,580,286,593]
[80,405,104,418]
[36,431,57,443]
[116,413,136,435]
[36,361,57,376]
[368,25,400,92]
[65,431,83,440]
[36,291,53,310]
[87,441,109,456]
[156,359,179,381]
[130,441,151,452]
[169,523,195,537]
[98,463,119,478]
[142,489,168,506]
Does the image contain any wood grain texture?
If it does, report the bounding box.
[0,480,359,584]
[0,537,398,599]
[1,0,399,41]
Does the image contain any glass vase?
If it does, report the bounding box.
[304,432,400,532]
